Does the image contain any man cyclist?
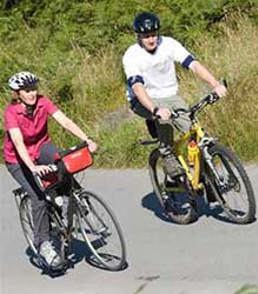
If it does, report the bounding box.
[3,71,97,268]
[122,12,227,178]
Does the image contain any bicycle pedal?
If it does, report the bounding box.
[94,226,108,236]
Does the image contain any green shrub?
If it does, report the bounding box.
[0,1,257,166]
[179,14,258,162]
[94,117,152,168]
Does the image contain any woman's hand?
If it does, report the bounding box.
[30,165,53,177]
[87,139,98,153]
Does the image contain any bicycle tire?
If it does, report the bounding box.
[19,195,67,269]
[203,144,256,224]
[76,190,126,271]
[19,195,38,256]
[149,148,198,224]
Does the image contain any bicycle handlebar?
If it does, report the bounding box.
[33,141,91,192]
[172,79,228,120]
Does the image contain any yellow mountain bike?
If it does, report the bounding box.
[148,92,256,224]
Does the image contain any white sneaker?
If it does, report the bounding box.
[39,241,62,268]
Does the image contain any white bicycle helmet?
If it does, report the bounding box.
[8,71,38,91]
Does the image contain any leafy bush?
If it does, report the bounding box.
[0,1,257,166]
[179,14,258,162]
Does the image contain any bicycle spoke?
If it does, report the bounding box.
[149,148,197,224]
[19,196,37,255]
[205,144,256,223]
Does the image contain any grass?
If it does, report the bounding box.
[179,14,258,163]
[235,284,258,294]
[1,14,258,167]
[95,14,258,167]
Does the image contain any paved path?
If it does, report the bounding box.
[1,165,258,294]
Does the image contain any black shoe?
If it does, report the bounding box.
[163,153,185,178]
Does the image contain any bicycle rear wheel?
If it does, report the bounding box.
[19,195,67,270]
[203,144,256,224]
[149,148,197,224]
[76,190,126,271]
[19,195,38,256]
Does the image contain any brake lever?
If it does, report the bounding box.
[171,110,179,119]
[207,92,219,104]
[171,108,189,119]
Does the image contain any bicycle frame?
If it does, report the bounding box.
[174,120,205,191]
[47,178,86,242]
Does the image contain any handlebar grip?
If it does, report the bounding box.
[208,92,219,104]
[222,78,228,88]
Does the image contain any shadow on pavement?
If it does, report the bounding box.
[25,239,101,278]
[25,239,92,278]
[141,190,253,225]
[25,237,128,278]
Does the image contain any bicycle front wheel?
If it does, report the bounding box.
[203,144,256,224]
[76,190,126,271]
[149,148,197,224]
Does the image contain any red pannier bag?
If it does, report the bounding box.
[57,142,93,175]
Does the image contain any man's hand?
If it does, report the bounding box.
[189,61,228,98]
[155,107,171,120]
[213,82,227,98]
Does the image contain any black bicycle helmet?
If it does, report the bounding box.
[133,12,160,34]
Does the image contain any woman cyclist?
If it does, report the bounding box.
[3,71,97,268]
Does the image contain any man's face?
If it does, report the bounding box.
[139,31,159,52]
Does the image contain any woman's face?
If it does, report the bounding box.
[18,87,38,105]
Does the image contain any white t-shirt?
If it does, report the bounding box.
[122,36,194,101]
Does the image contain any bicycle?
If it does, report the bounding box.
[144,87,256,224]
[13,142,127,272]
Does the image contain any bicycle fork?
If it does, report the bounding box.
[74,190,108,236]
[202,146,231,201]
